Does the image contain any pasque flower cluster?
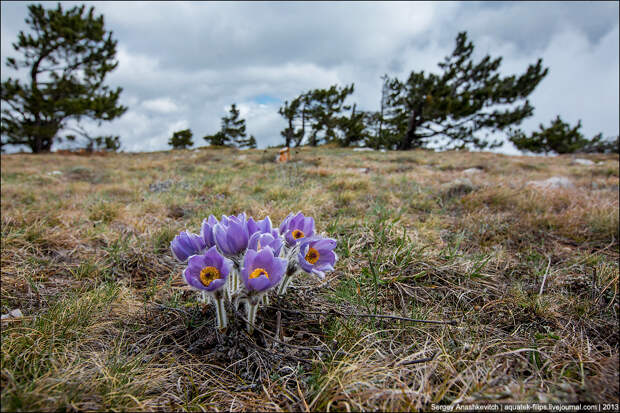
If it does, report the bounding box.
[171,212,337,332]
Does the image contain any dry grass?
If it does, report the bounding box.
[1,147,618,411]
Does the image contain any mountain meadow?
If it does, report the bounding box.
[1,147,618,411]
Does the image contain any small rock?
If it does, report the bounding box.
[440,178,475,199]
[462,167,483,175]
[353,147,375,152]
[380,149,387,153]
[2,309,23,320]
[572,158,594,166]
[9,309,23,318]
[167,205,185,218]
[439,229,451,242]
[148,180,173,193]
[527,176,574,190]
[47,170,62,176]
[237,155,247,160]
[347,167,370,174]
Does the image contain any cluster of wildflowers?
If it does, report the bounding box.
[171,212,337,332]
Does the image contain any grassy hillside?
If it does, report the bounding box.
[1,147,618,411]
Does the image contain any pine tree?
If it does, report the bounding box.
[169,129,193,149]
[1,3,126,153]
[306,84,355,146]
[279,84,355,147]
[579,134,619,154]
[204,104,255,148]
[385,31,548,150]
[509,116,596,154]
[278,96,305,147]
[221,104,247,147]
[362,111,385,149]
[203,131,226,147]
[244,135,257,149]
[335,103,368,147]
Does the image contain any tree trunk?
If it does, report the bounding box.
[295,107,306,147]
[30,120,58,153]
[379,79,386,143]
[399,109,417,150]
[344,103,356,147]
[41,139,53,152]
[309,132,317,147]
[285,119,293,147]
[31,135,43,153]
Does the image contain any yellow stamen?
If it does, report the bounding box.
[199,266,221,287]
[292,229,305,239]
[305,247,320,264]
[250,267,269,279]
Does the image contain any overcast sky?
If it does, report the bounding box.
[1,1,618,154]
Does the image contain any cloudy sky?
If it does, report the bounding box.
[1,1,618,154]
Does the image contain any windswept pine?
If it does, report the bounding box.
[0,4,126,153]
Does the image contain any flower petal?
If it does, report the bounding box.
[313,237,337,251]
[315,249,336,267]
[214,224,233,255]
[247,275,271,292]
[183,265,207,290]
[279,213,294,234]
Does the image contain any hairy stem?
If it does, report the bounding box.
[214,295,227,330]
[246,299,259,334]
[277,265,300,295]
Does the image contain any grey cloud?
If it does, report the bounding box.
[441,1,619,54]
[1,1,618,153]
[89,1,437,71]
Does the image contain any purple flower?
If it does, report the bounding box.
[171,230,206,262]
[247,216,273,236]
[214,213,250,256]
[219,212,247,227]
[297,237,338,279]
[279,212,315,246]
[248,231,284,257]
[240,246,286,293]
[200,215,219,248]
[182,246,233,292]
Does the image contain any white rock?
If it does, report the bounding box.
[528,176,574,190]
[449,177,474,187]
[2,309,23,320]
[353,147,375,152]
[380,149,387,153]
[440,178,475,198]
[462,168,483,175]
[573,158,594,166]
[346,167,370,174]
[47,170,62,176]
[9,309,23,318]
